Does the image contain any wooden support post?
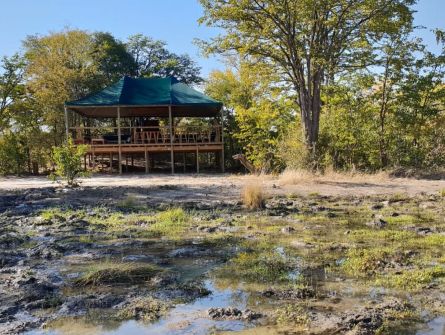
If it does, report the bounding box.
[125,155,128,172]
[117,106,122,174]
[64,106,69,139]
[145,148,149,173]
[183,153,186,173]
[196,147,199,174]
[169,105,174,174]
[109,153,113,173]
[220,107,225,173]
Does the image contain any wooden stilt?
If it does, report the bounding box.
[109,152,112,173]
[196,147,199,174]
[183,153,186,173]
[145,149,149,173]
[117,106,122,174]
[220,107,225,173]
[169,105,174,174]
[64,106,69,139]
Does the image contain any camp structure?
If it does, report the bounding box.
[64,76,224,174]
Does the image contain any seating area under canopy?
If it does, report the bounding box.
[64,76,224,174]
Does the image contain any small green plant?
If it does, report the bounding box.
[275,303,309,325]
[149,208,190,237]
[342,248,392,277]
[50,137,89,187]
[74,262,160,286]
[219,249,293,283]
[376,266,445,290]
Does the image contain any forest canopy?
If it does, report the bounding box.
[0,30,202,175]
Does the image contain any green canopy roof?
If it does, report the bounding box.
[65,76,222,118]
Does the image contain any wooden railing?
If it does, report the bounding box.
[70,126,222,146]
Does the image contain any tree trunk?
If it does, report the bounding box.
[297,70,322,164]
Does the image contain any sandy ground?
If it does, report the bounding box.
[2,173,445,199]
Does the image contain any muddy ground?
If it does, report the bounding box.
[0,175,444,334]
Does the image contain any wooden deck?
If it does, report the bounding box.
[88,142,223,154]
[72,126,224,173]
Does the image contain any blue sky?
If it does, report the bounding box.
[0,0,444,77]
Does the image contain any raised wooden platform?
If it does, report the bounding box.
[88,142,223,154]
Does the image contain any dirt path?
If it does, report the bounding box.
[1,174,445,199]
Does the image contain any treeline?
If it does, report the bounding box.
[201,0,445,173]
[0,30,202,175]
[3,0,445,176]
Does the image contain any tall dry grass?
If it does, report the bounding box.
[242,184,265,209]
[279,168,391,185]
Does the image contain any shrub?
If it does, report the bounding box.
[0,133,28,175]
[242,184,264,209]
[50,137,89,186]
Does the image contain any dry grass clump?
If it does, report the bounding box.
[279,168,391,185]
[74,262,160,286]
[242,184,265,209]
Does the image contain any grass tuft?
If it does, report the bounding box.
[74,262,160,286]
[242,184,265,209]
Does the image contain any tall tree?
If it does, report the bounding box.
[23,29,101,145]
[92,32,136,84]
[126,34,202,84]
[0,54,26,131]
[198,0,415,159]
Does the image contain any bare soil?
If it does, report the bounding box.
[1,173,445,200]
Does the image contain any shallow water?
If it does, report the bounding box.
[26,280,254,335]
[416,317,445,335]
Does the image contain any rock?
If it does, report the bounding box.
[370,203,384,210]
[338,298,413,335]
[281,226,295,234]
[365,215,387,229]
[403,225,435,235]
[262,287,316,299]
[207,307,262,321]
[196,225,218,233]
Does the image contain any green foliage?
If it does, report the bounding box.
[199,0,415,159]
[275,304,309,326]
[51,137,89,186]
[376,266,445,290]
[206,62,293,171]
[126,34,202,84]
[219,249,293,283]
[342,248,393,277]
[0,133,28,175]
[0,29,203,175]
[149,208,190,237]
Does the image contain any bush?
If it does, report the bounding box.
[0,133,28,175]
[50,137,89,186]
